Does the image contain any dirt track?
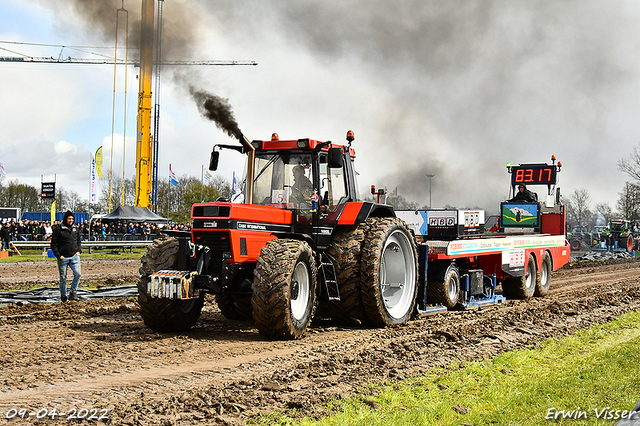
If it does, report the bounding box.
[0,259,639,425]
[0,259,140,291]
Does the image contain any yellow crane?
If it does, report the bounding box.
[136,0,154,209]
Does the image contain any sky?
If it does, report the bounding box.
[1,0,640,213]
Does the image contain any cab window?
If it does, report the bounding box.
[319,153,347,208]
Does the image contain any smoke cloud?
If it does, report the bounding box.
[193,0,638,209]
[36,0,201,60]
[188,86,243,141]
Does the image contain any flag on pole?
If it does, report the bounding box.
[204,169,212,184]
[231,171,244,203]
[90,154,98,203]
[50,200,56,224]
[95,147,104,178]
[0,160,5,175]
[169,164,178,186]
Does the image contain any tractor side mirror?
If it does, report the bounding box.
[209,151,220,171]
[328,147,344,169]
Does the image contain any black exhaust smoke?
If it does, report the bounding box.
[188,86,243,141]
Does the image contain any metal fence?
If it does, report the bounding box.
[9,240,153,254]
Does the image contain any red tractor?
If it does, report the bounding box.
[138,131,418,339]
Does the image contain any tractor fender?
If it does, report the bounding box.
[336,202,395,226]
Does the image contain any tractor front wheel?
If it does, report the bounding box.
[252,239,317,339]
[138,236,204,332]
[216,294,253,320]
[570,239,581,251]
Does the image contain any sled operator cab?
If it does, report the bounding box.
[500,156,564,236]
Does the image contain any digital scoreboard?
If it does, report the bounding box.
[510,164,557,186]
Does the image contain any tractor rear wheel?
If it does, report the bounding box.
[252,239,317,339]
[138,236,204,332]
[428,263,461,309]
[360,218,418,327]
[216,294,253,320]
[324,225,367,324]
[534,252,552,297]
[502,253,537,300]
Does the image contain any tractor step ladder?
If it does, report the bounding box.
[320,252,340,301]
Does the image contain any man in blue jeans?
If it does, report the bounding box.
[50,211,82,302]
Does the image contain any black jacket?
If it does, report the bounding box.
[50,224,82,258]
[510,188,537,202]
[0,226,10,243]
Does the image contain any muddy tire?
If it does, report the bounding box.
[535,252,552,297]
[624,234,634,253]
[570,239,581,251]
[360,218,418,327]
[428,263,461,309]
[216,294,253,320]
[138,236,204,332]
[251,239,316,339]
[502,253,537,300]
[324,225,367,324]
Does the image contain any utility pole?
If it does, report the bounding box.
[426,174,435,209]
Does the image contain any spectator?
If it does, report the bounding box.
[43,221,53,240]
[50,211,82,302]
[1,222,11,251]
[17,220,29,241]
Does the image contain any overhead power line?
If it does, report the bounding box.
[0,56,258,66]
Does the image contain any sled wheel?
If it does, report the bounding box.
[502,253,536,300]
[428,262,461,309]
[360,218,418,327]
[534,252,552,297]
[252,239,316,339]
[138,236,204,332]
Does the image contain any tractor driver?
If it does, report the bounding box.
[291,165,314,206]
[510,184,537,202]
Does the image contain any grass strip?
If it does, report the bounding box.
[264,310,640,426]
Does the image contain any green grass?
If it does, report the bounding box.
[263,311,640,426]
[0,249,146,263]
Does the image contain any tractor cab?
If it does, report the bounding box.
[212,133,359,214]
[250,146,350,211]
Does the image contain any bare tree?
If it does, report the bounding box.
[566,188,592,228]
[618,143,640,182]
[593,202,612,225]
[616,182,640,219]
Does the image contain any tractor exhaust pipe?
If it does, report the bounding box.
[240,134,255,204]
